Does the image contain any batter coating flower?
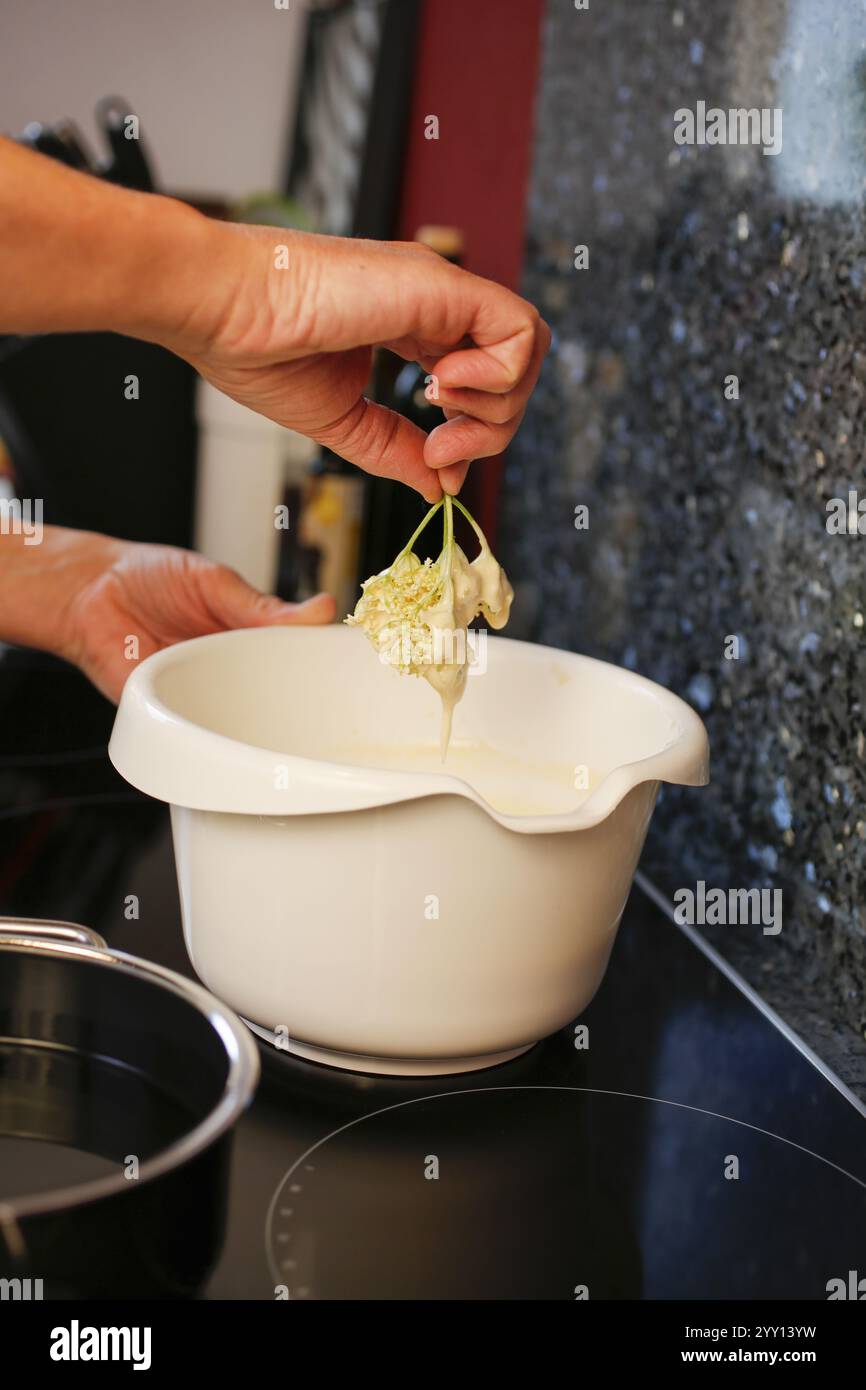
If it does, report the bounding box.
[347,496,513,756]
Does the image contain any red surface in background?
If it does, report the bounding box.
[396,0,545,542]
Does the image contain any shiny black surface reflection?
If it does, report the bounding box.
[264,1087,866,1301]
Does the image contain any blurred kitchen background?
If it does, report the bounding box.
[1,0,864,1095]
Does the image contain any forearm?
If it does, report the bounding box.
[0,137,222,350]
[0,525,119,660]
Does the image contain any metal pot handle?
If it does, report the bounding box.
[0,917,108,952]
[0,917,109,1270]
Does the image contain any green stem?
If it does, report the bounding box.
[443,494,454,558]
[396,499,444,562]
[450,494,488,551]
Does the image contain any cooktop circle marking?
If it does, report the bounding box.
[265,1083,866,1286]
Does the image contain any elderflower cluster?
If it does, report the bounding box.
[346,496,513,755]
[348,550,446,675]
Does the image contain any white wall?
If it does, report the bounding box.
[0,0,306,200]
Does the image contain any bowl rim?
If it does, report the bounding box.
[108,626,710,833]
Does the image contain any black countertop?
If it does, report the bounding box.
[1,651,865,1299]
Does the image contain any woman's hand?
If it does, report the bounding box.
[0,143,549,695]
[1,527,334,702]
[0,140,549,500]
[164,226,551,502]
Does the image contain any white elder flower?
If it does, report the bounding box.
[347,496,513,756]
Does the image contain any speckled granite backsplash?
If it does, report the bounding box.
[501,0,866,1094]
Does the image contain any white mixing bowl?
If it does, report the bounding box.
[109,626,708,1075]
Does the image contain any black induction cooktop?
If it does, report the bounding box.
[2,652,865,1303]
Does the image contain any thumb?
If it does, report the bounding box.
[269,591,337,625]
[254,591,338,626]
[208,566,337,629]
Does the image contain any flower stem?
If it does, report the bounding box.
[396,499,444,562]
[450,494,488,551]
[443,494,454,558]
